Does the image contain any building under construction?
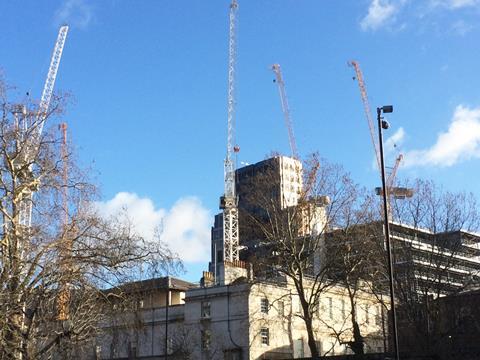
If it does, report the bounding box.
[210,155,304,279]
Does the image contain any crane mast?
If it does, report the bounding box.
[387,154,403,189]
[19,25,69,228]
[349,60,381,173]
[349,60,404,185]
[349,60,410,217]
[271,64,298,159]
[34,26,69,139]
[221,0,239,262]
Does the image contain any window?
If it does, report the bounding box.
[260,328,269,345]
[328,297,333,319]
[261,298,269,314]
[294,339,304,358]
[95,345,101,360]
[297,298,302,313]
[201,301,211,318]
[224,349,242,360]
[365,304,370,324]
[375,305,382,326]
[277,301,284,317]
[341,299,346,318]
[201,329,211,350]
[128,342,137,358]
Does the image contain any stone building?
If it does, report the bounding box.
[94,273,385,359]
[91,155,386,359]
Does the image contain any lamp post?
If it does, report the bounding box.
[377,105,400,360]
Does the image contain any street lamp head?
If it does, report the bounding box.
[382,105,393,113]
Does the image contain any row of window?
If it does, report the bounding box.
[259,297,383,325]
[202,327,270,350]
[202,297,383,327]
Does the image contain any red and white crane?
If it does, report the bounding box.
[348,60,403,187]
[271,64,299,159]
[221,0,240,262]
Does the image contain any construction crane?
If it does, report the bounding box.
[348,60,404,187]
[349,60,411,215]
[35,26,69,138]
[220,0,239,262]
[348,60,381,173]
[387,154,403,190]
[271,64,299,159]
[19,25,69,228]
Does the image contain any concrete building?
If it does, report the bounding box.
[210,156,323,281]
[397,286,480,360]
[94,274,385,360]
[389,222,480,296]
[210,156,303,270]
[96,277,196,359]
[89,156,385,359]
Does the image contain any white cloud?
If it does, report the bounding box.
[451,20,474,35]
[431,0,480,9]
[385,127,405,154]
[95,192,212,263]
[403,105,480,167]
[450,0,478,7]
[54,0,93,30]
[360,0,398,31]
[368,127,404,170]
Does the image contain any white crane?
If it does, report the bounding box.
[271,64,298,159]
[221,0,240,262]
[19,25,69,228]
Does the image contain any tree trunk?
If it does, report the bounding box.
[351,320,365,355]
[348,292,364,355]
[305,316,319,359]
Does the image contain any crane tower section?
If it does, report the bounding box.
[34,25,69,139]
[349,60,381,173]
[221,0,239,262]
[271,64,298,159]
[19,25,69,228]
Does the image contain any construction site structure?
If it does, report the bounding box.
[349,60,410,203]
[19,25,69,229]
[271,64,299,159]
[220,0,240,263]
[348,60,381,173]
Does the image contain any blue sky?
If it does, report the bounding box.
[2,0,480,282]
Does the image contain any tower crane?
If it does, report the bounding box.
[348,60,403,187]
[349,60,411,214]
[220,0,239,262]
[387,154,403,189]
[271,64,298,159]
[19,25,69,228]
[348,60,381,173]
[35,26,69,139]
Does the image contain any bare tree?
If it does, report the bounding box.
[240,154,362,358]
[325,195,386,355]
[0,80,177,359]
[390,179,480,355]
